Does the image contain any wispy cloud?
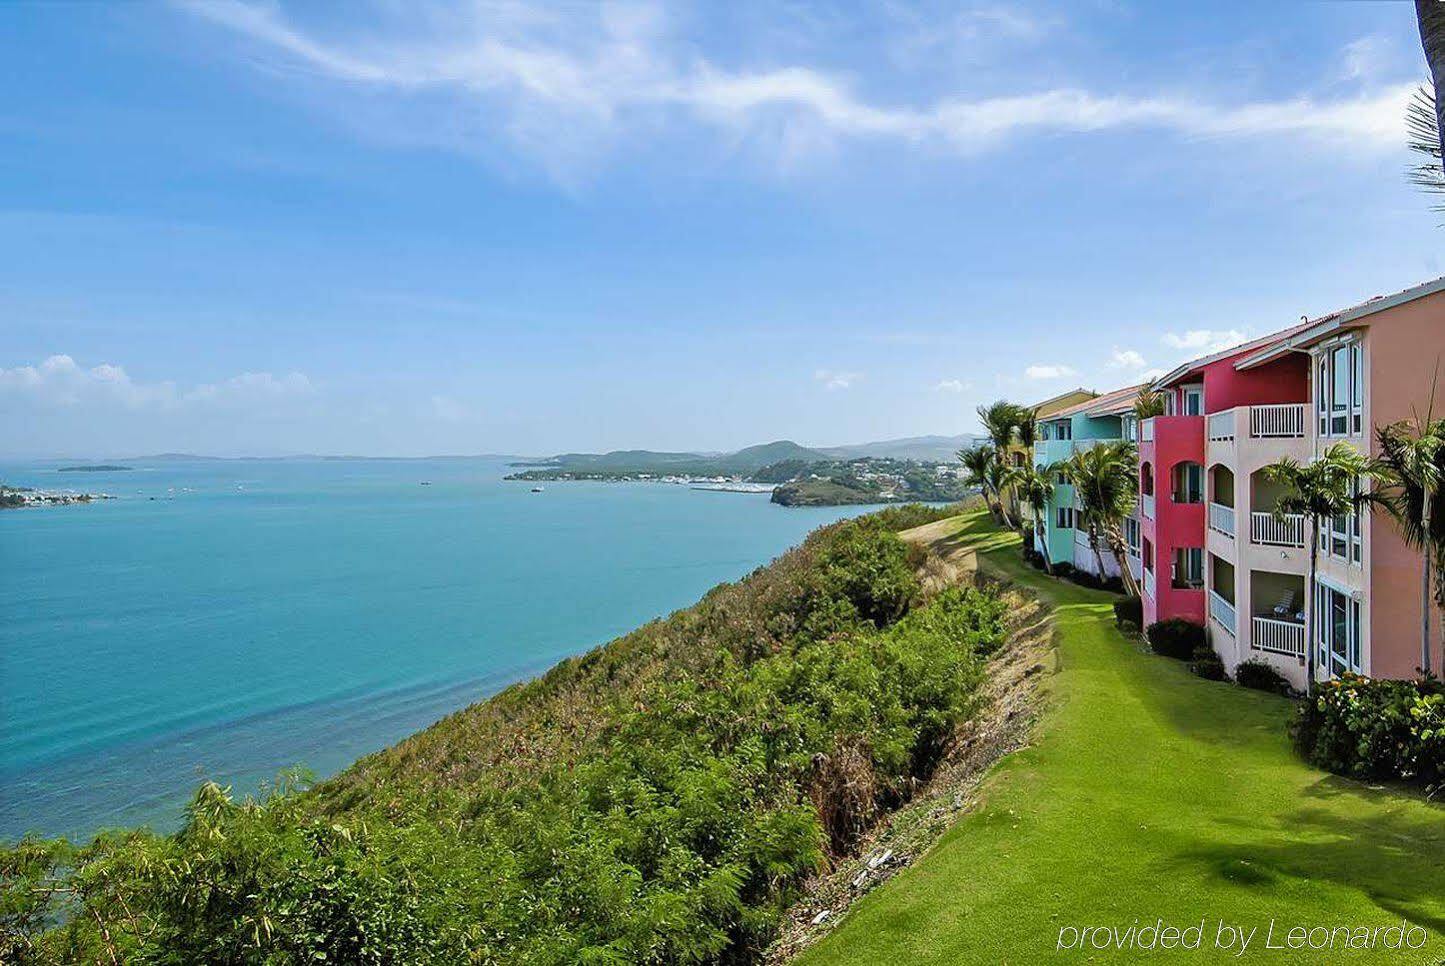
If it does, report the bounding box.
[1161,329,1250,354]
[933,378,969,393]
[176,1,1416,178]
[1024,363,1076,380]
[0,354,314,410]
[815,368,860,390]
[1105,347,1147,370]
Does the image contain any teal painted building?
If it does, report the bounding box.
[1032,385,1143,573]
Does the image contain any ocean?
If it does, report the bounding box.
[0,457,875,840]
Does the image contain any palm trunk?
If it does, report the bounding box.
[1419,0,1445,173]
[1423,497,1434,676]
[1089,525,1108,581]
[1306,534,1319,696]
[1105,525,1142,598]
[1037,520,1054,574]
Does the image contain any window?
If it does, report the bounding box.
[1122,416,1137,442]
[1316,339,1363,438]
[1142,538,1154,573]
[1314,582,1362,677]
[1172,547,1204,589]
[1056,506,1075,529]
[1056,421,1072,441]
[1172,462,1204,504]
[1124,517,1141,553]
[1183,386,1204,416]
[1317,476,1363,565]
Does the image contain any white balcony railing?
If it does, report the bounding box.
[1209,590,1237,635]
[1142,493,1156,519]
[1250,511,1305,548]
[1249,403,1306,439]
[1141,418,1155,442]
[1208,502,1236,537]
[1252,616,1305,657]
[1207,411,1235,442]
[1143,568,1156,598]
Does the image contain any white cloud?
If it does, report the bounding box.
[815,368,860,390]
[0,354,313,410]
[1161,329,1249,354]
[176,1,1417,177]
[1341,36,1391,83]
[1024,363,1076,380]
[933,378,968,393]
[1106,347,1147,370]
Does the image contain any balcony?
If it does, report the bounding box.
[1250,511,1305,548]
[1209,590,1237,636]
[1251,616,1305,658]
[1207,411,1234,442]
[1207,502,1236,538]
[1143,568,1156,598]
[1141,418,1155,442]
[1034,438,1077,466]
[1250,403,1306,439]
[1141,493,1156,519]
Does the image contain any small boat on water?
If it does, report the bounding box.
[531,486,544,493]
[420,481,432,486]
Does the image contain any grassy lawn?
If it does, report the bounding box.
[801,509,1445,964]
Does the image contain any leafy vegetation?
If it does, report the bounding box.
[1,513,1009,964]
[1234,659,1291,695]
[1294,673,1445,790]
[1145,617,1206,660]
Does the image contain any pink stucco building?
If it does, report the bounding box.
[1129,276,1445,690]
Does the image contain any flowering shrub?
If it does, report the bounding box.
[1293,673,1445,789]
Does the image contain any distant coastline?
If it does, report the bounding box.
[57,464,131,473]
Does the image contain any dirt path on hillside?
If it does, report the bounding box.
[767,516,1057,963]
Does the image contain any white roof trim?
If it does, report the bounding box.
[1236,276,1445,372]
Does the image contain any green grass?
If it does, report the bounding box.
[802,510,1445,964]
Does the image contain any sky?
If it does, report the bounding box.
[2,0,1441,458]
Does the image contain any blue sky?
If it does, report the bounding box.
[2,0,1440,458]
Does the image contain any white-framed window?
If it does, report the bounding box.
[1123,517,1141,553]
[1055,421,1072,441]
[1314,581,1362,677]
[1316,339,1363,438]
[1056,506,1075,529]
[1183,386,1204,416]
[1172,547,1204,588]
[1316,476,1364,565]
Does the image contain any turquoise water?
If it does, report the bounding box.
[0,458,873,840]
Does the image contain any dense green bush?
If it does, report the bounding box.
[1145,618,1206,660]
[870,502,968,532]
[1235,660,1291,695]
[1188,644,1226,681]
[1,513,1008,964]
[1113,596,1142,628]
[1293,674,1445,789]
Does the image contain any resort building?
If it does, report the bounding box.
[1033,384,1145,576]
[1219,276,1445,688]
[1008,387,1096,523]
[1127,275,1444,690]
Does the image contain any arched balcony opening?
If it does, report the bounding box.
[1171,461,1204,505]
[1208,464,1236,537]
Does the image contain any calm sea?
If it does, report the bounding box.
[0,457,874,840]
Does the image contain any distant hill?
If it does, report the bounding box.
[518,436,977,476]
[818,434,985,462]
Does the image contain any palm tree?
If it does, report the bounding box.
[977,400,1029,458]
[1418,1,1445,176]
[1407,87,1444,216]
[960,444,1006,525]
[1133,386,1166,420]
[1264,443,1374,694]
[1372,411,1445,675]
[1062,440,1142,598]
[1013,463,1056,574]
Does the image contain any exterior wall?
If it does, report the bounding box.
[1009,389,1097,519]
[1035,410,1126,572]
[1357,290,1445,679]
[1140,414,1206,626]
[1201,354,1309,413]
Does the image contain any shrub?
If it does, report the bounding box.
[0,514,1011,963]
[1117,619,1139,635]
[1235,660,1290,695]
[1113,596,1142,628]
[1292,674,1445,788]
[1145,618,1206,660]
[1188,644,1226,681]
[1052,562,1075,579]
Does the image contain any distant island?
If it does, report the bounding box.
[506,439,977,506]
[57,464,131,472]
